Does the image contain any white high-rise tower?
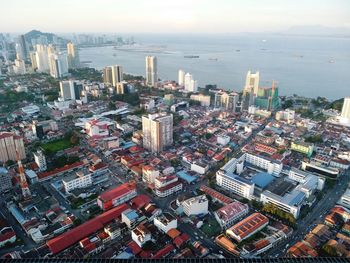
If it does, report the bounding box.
[145,56,158,87]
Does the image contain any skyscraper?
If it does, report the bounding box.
[242,71,260,110]
[34,45,50,72]
[34,149,47,172]
[184,72,198,92]
[142,113,173,153]
[49,52,68,78]
[254,81,280,111]
[67,42,80,69]
[178,69,185,86]
[214,91,239,112]
[17,34,29,60]
[103,65,123,86]
[145,56,158,87]
[0,132,25,163]
[60,80,83,101]
[340,97,350,123]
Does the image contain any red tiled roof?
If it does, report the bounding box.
[127,240,142,255]
[38,161,84,180]
[130,194,151,210]
[98,182,136,203]
[47,203,129,254]
[151,244,174,259]
[0,230,16,242]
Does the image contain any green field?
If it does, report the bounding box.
[201,217,221,237]
[41,137,73,154]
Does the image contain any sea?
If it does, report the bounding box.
[79,33,350,100]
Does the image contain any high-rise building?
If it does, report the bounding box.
[242,71,260,110]
[49,52,68,78]
[30,52,38,71]
[13,58,26,75]
[0,168,12,193]
[67,42,80,69]
[255,81,279,111]
[214,91,239,112]
[34,44,50,72]
[60,80,83,101]
[340,97,350,123]
[34,149,47,172]
[184,72,198,92]
[145,56,158,87]
[0,132,25,163]
[178,69,185,86]
[17,34,29,60]
[142,113,173,153]
[103,65,123,86]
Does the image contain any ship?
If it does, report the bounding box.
[184,55,200,58]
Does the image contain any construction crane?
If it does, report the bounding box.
[16,150,31,199]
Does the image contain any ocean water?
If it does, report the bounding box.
[79,34,350,99]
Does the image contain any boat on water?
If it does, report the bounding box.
[236,49,240,52]
[209,58,218,61]
[329,59,335,63]
[113,53,117,57]
[184,55,199,58]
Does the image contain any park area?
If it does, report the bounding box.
[201,217,221,237]
[41,137,74,154]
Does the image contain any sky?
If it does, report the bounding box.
[1,0,350,33]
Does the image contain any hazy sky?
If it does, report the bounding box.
[1,0,350,33]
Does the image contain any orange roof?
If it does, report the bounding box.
[167,228,181,239]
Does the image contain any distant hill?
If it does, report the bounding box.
[281,25,350,37]
[326,98,344,111]
[24,29,68,44]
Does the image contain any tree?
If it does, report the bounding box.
[70,134,79,145]
[322,244,337,257]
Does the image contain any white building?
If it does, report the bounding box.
[214,91,238,112]
[338,188,350,209]
[62,171,92,193]
[60,80,82,101]
[184,72,198,92]
[131,225,151,248]
[182,195,209,216]
[153,213,177,233]
[245,153,283,176]
[67,42,80,69]
[103,65,123,87]
[190,94,211,107]
[340,97,350,124]
[142,165,160,184]
[217,135,230,146]
[145,56,157,87]
[214,201,249,229]
[216,157,255,200]
[34,44,50,72]
[13,58,26,75]
[178,69,185,86]
[142,113,173,153]
[154,175,183,198]
[275,109,295,123]
[34,149,47,172]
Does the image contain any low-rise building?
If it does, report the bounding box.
[0,168,12,193]
[154,175,183,198]
[291,141,314,157]
[142,165,160,184]
[214,201,249,229]
[226,213,269,242]
[131,224,151,248]
[154,213,178,233]
[97,183,137,210]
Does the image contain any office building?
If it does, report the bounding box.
[103,65,123,87]
[154,213,178,233]
[49,52,68,78]
[178,69,185,86]
[242,71,260,110]
[142,113,173,153]
[182,195,209,216]
[0,132,25,163]
[34,149,47,172]
[60,80,83,101]
[154,175,183,198]
[276,109,295,123]
[145,56,158,87]
[0,168,12,193]
[214,91,239,112]
[67,42,80,68]
[62,171,92,193]
[340,97,350,124]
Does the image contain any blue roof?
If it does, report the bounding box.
[176,170,196,183]
[252,172,275,189]
[121,141,136,149]
[123,209,139,221]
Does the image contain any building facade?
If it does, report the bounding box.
[145,56,158,87]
